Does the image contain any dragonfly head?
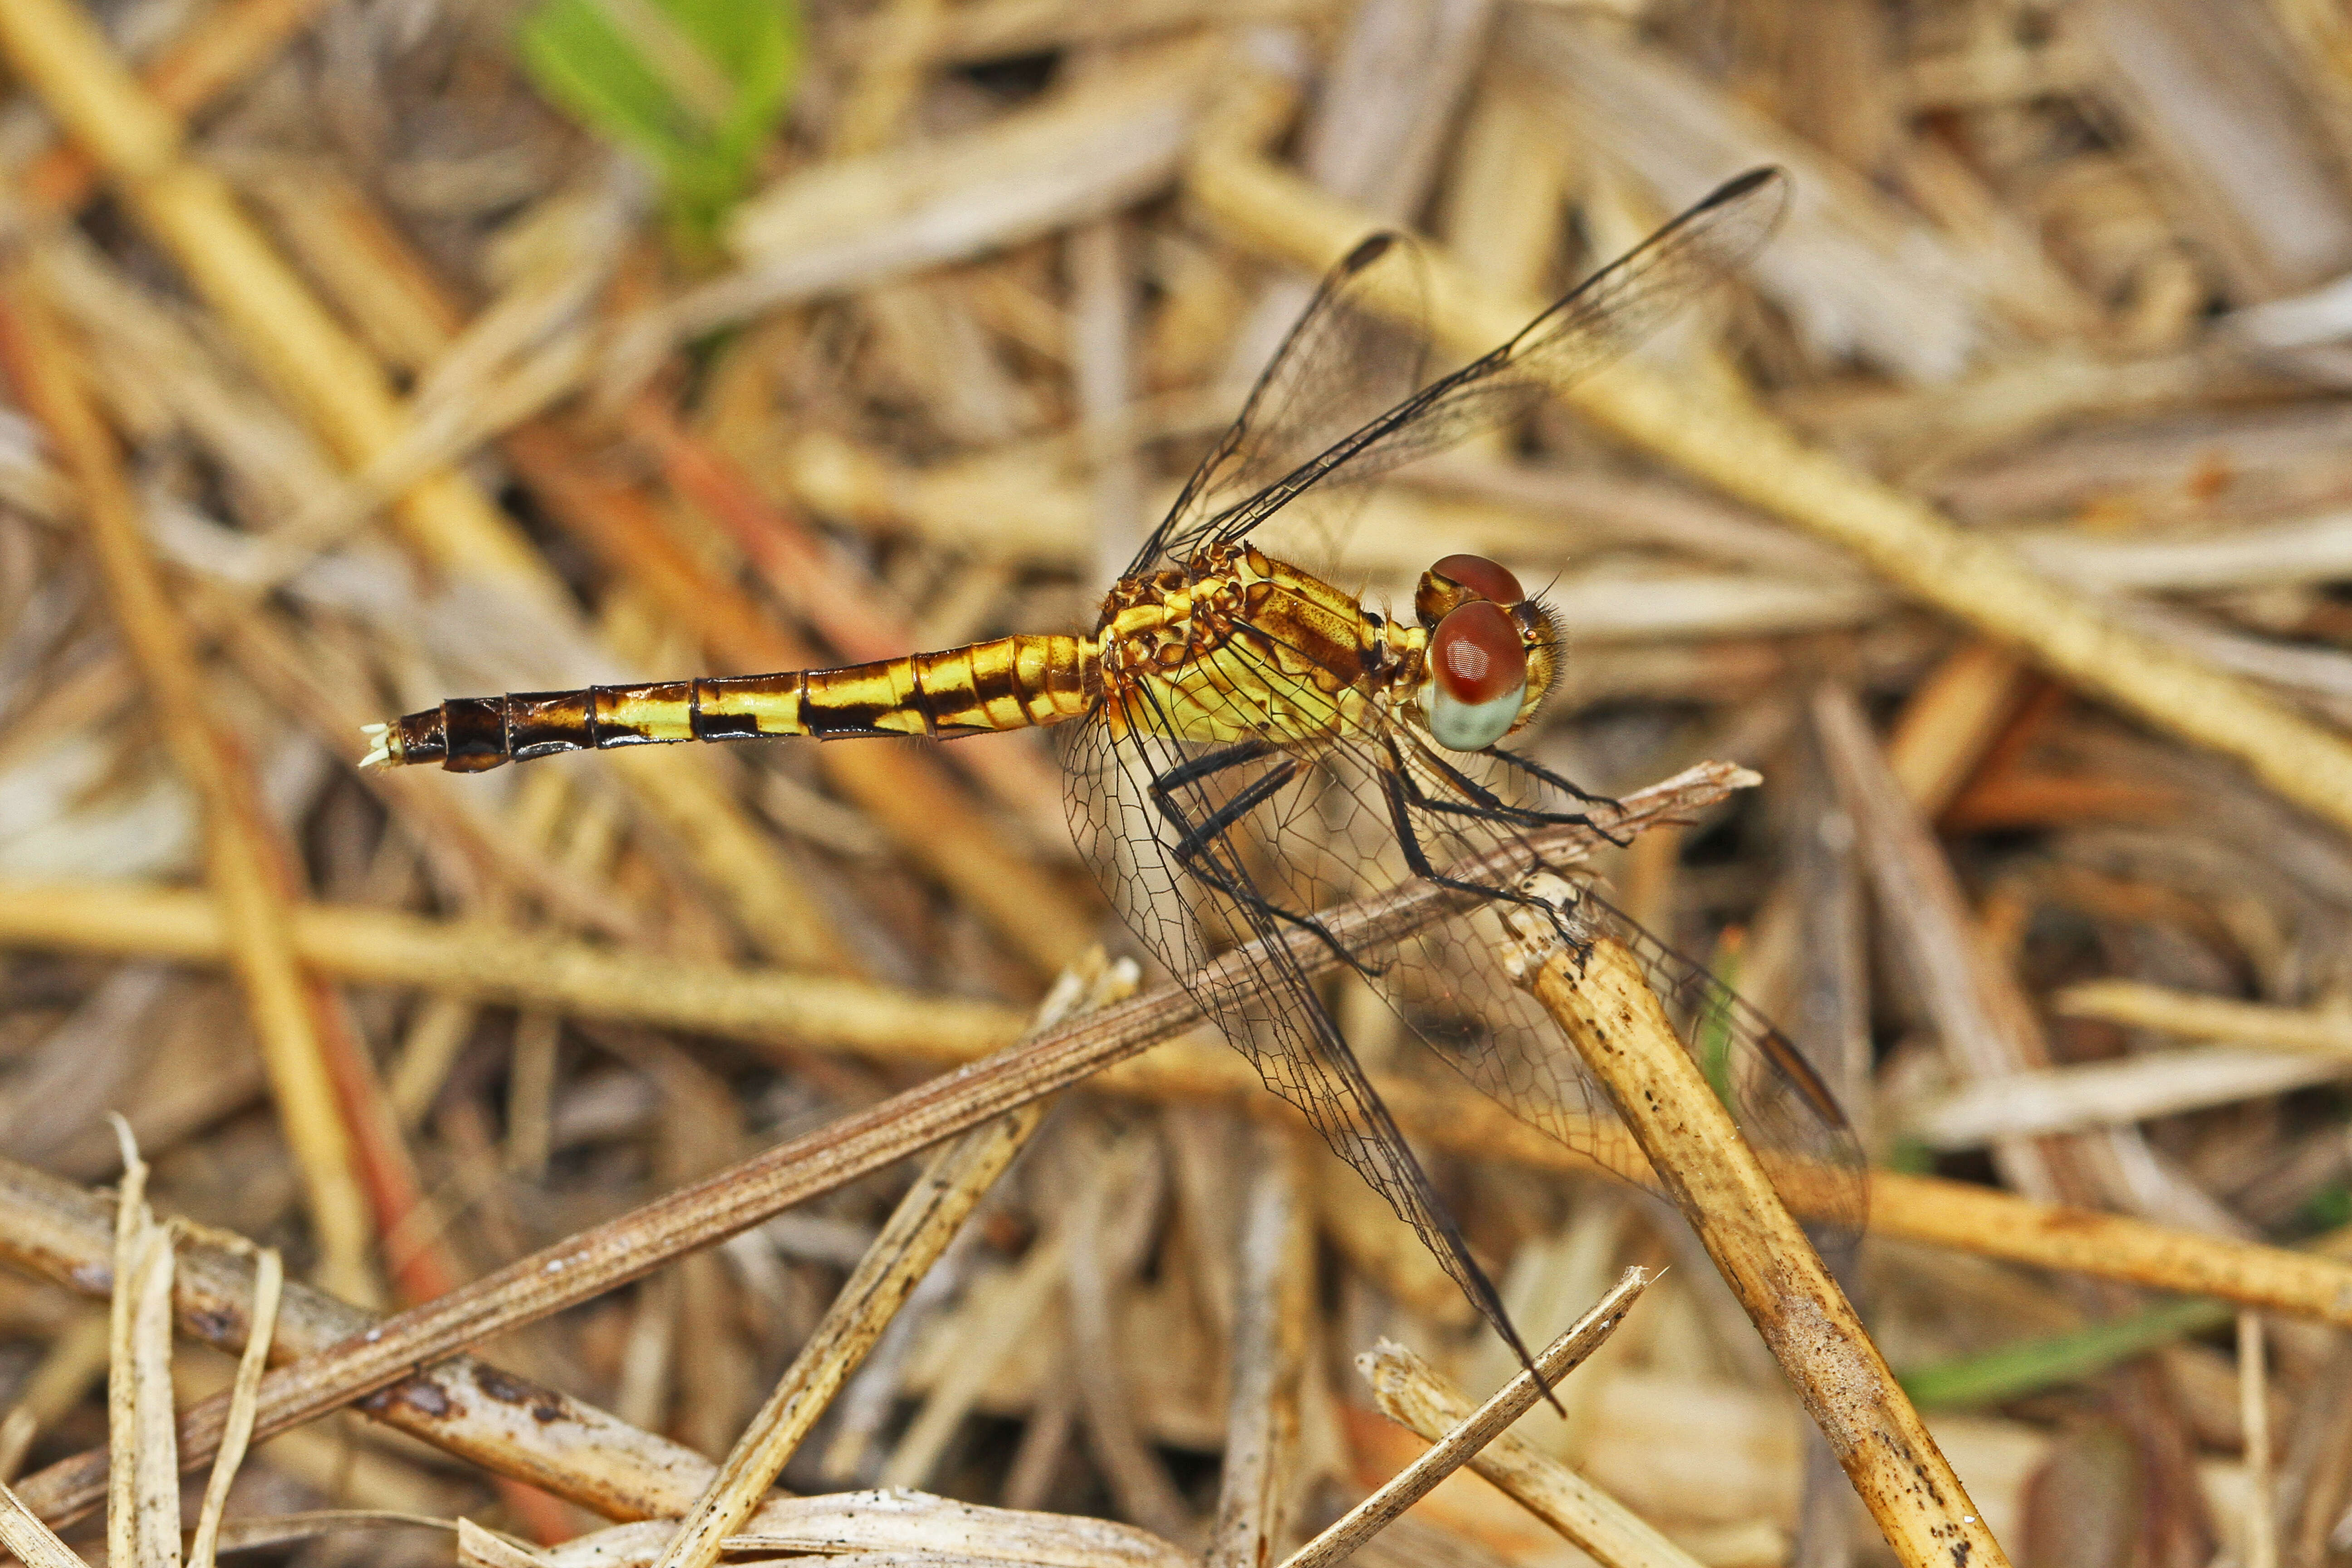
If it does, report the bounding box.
[1413,554,1561,751]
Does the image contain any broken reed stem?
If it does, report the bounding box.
[0,1482,83,1568]
[106,1122,177,1568]
[1498,895,2009,1568]
[1189,142,2352,842]
[0,270,375,1304]
[651,1102,1051,1568]
[9,766,1714,1528]
[1283,1267,1652,1568]
[2241,1312,2277,1568]
[1357,1334,1705,1568]
[0,880,1030,1062]
[1206,1124,1314,1568]
[187,1247,280,1568]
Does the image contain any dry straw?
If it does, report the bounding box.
[1285,1267,1653,1568]
[1357,1328,1709,1568]
[1189,123,2352,844]
[0,262,375,1304]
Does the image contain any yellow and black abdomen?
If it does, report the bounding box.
[372,634,1098,771]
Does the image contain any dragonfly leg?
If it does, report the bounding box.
[1149,744,1385,981]
[1421,743,1632,849]
[1158,757,1301,867]
[1490,747,1623,811]
[1152,736,1276,790]
[1391,738,1630,847]
[1380,765,1590,949]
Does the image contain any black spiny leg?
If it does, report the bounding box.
[1377,759,1589,953]
[1159,759,1300,869]
[1149,741,1382,979]
[1391,739,1622,846]
[1153,736,1275,793]
[1423,743,1632,850]
[1491,747,1622,811]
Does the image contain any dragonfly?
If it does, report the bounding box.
[363,166,1861,1377]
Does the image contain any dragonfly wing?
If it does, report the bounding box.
[1207,167,1791,553]
[1058,702,1542,1374]
[1314,727,1867,1246]
[1129,231,1431,578]
[1573,889,1867,1250]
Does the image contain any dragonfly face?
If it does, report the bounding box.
[1412,554,1562,753]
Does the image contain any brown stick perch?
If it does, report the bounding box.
[1497,875,2007,1567]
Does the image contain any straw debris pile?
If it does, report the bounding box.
[7,0,2352,1563]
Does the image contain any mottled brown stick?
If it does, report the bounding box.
[1498,882,2008,1568]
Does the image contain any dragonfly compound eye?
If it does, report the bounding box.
[1425,599,1529,751]
[1414,552,1525,625]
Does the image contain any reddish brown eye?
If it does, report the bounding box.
[1433,601,1528,703]
[1425,601,1529,751]
[1431,553,1524,606]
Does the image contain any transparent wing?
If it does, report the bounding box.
[1058,658,1552,1382]
[1128,231,1431,578]
[1308,723,1867,1246]
[1168,167,1790,564]
[1061,617,1861,1377]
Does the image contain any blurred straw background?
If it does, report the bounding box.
[9,0,2352,1561]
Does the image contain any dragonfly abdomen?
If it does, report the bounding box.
[364,635,1099,770]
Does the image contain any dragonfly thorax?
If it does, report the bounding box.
[1095,544,1389,745]
[1089,543,1558,751]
